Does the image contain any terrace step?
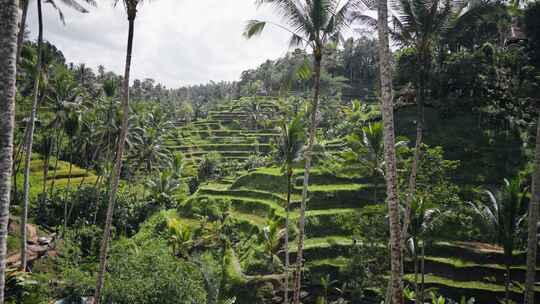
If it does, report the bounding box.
[403,273,540,304]
[427,241,540,265]
[288,236,355,262]
[406,255,540,287]
[298,183,384,209]
[186,130,279,137]
[306,256,350,280]
[169,143,272,153]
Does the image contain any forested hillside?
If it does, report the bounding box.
[0,0,540,304]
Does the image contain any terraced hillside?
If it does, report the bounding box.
[160,99,540,303]
[178,167,384,302]
[8,155,98,264]
[14,155,98,202]
[177,163,540,303]
[165,101,280,168]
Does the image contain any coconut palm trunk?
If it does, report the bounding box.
[377,0,404,302]
[505,253,512,304]
[420,240,425,303]
[94,5,136,303]
[401,65,426,278]
[21,0,43,272]
[63,140,74,231]
[413,238,419,304]
[16,0,29,64]
[0,0,19,300]
[41,140,52,202]
[284,169,292,304]
[293,52,322,304]
[525,110,540,304]
[49,130,63,196]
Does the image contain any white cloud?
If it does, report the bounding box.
[27,0,293,88]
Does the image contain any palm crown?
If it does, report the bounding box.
[244,0,360,59]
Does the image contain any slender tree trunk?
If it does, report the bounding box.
[16,0,29,65]
[0,0,19,299]
[413,239,419,304]
[293,52,322,304]
[13,123,31,203]
[420,240,425,304]
[92,175,102,226]
[41,140,51,203]
[377,0,403,302]
[401,85,424,277]
[284,169,292,304]
[49,130,63,196]
[525,109,540,304]
[21,0,43,272]
[94,8,136,303]
[63,141,74,231]
[506,260,511,304]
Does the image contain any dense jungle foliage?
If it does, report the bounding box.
[0,0,540,304]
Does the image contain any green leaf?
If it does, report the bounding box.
[297,56,312,80]
[243,20,267,38]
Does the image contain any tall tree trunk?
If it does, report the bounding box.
[0,0,19,299]
[401,83,425,278]
[21,0,43,272]
[63,140,74,231]
[525,110,540,304]
[94,7,136,303]
[293,51,322,304]
[16,0,29,64]
[284,169,292,304]
[92,175,103,226]
[413,238,419,304]
[420,240,425,304]
[41,140,51,203]
[49,130,63,196]
[377,0,403,302]
[506,255,512,304]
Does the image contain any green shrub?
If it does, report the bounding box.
[198,152,223,181]
[180,196,231,221]
[103,240,207,304]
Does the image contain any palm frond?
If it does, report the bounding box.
[257,0,314,37]
[297,55,312,80]
[289,33,305,48]
[45,0,66,24]
[243,20,267,38]
[57,0,90,12]
[350,11,378,31]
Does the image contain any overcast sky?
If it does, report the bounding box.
[27,0,293,88]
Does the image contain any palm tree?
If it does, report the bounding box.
[261,218,284,272]
[43,66,82,202]
[407,198,439,304]
[128,111,173,174]
[16,0,96,63]
[355,0,497,255]
[63,111,82,231]
[524,4,540,303]
[94,1,144,302]
[0,0,20,300]
[244,2,359,301]
[20,0,44,272]
[275,113,305,304]
[233,97,267,130]
[469,177,529,304]
[16,0,30,64]
[166,216,194,259]
[375,0,403,302]
[19,0,95,272]
[525,102,540,304]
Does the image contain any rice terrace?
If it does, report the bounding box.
[0,0,540,303]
